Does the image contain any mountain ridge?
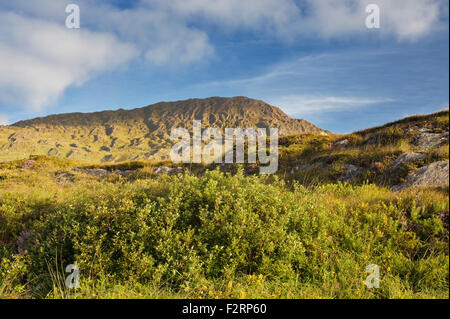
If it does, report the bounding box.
[0,96,327,162]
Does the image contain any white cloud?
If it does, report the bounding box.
[300,0,442,41]
[0,0,446,112]
[199,53,336,88]
[143,0,445,41]
[0,113,8,125]
[0,1,217,112]
[145,0,445,41]
[376,0,442,40]
[0,11,137,111]
[146,0,302,39]
[268,95,395,116]
[3,0,445,42]
[91,7,215,65]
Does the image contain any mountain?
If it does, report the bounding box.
[0,96,327,162]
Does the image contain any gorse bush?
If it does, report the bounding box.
[0,169,448,298]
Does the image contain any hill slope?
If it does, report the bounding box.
[0,111,448,299]
[0,97,326,162]
[275,109,449,188]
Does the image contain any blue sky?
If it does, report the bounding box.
[0,0,448,133]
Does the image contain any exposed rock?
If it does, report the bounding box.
[339,164,364,182]
[48,148,60,157]
[314,162,328,168]
[100,146,111,152]
[413,132,448,149]
[392,161,449,191]
[71,168,134,178]
[289,164,313,174]
[392,152,426,168]
[102,154,114,162]
[112,170,134,177]
[55,172,75,179]
[154,166,171,174]
[55,172,75,183]
[72,168,110,178]
[38,139,49,145]
[334,139,349,149]
[172,167,184,174]
[154,166,184,175]
[405,126,420,134]
[105,125,114,136]
[66,150,77,158]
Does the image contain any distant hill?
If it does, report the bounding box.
[0,96,327,162]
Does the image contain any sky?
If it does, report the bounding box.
[0,0,448,133]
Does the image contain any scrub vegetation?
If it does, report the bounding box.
[0,109,448,299]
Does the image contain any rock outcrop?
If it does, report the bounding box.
[154,166,184,175]
[71,168,134,178]
[392,161,449,191]
[392,152,426,168]
[339,164,364,182]
[413,131,449,149]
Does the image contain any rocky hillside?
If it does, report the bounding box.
[0,97,326,162]
[1,109,448,192]
[276,109,449,190]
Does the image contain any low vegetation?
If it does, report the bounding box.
[0,110,448,299]
[0,157,448,299]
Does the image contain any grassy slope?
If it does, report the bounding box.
[277,110,449,187]
[0,159,448,299]
[44,110,448,187]
[0,111,448,299]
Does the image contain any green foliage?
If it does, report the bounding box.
[0,168,448,299]
[277,111,449,187]
[357,110,449,136]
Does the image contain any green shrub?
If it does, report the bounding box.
[0,169,448,299]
